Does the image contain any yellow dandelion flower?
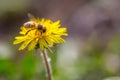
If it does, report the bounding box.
[13,18,68,51]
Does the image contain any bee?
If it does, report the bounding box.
[23,13,46,35]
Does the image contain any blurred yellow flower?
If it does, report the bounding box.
[13,18,68,51]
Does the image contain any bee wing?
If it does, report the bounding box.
[28,13,35,19]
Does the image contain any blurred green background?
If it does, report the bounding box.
[0,0,120,80]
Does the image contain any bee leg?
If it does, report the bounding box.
[25,30,31,35]
[35,43,39,49]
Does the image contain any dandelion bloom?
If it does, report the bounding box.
[13,18,68,51]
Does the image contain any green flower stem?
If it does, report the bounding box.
[41,50,52,80]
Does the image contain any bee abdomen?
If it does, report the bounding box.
[23,22,36,28]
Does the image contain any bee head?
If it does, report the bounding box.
[38,24,46,33]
